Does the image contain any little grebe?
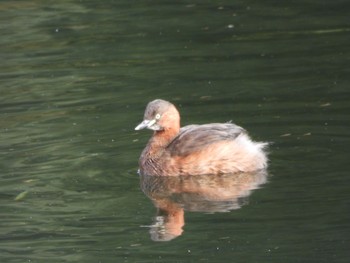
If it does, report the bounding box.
[135,99,268,176]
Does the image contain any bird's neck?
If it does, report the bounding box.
[145,127,179,156]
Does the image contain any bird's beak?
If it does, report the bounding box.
[135,119,156,130]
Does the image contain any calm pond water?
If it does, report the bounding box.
[1,0,349,262]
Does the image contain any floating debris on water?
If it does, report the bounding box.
[280,133,291,137]
[14,191,29,201]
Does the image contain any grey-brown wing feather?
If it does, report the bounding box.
[167,123,245,157]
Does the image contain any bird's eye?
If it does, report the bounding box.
[155,113,161,120]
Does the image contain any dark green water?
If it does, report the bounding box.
[1,1,349,262]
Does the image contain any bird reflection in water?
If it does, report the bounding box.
[140,170,268,241]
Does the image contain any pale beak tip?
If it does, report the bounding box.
[135,121,148,131]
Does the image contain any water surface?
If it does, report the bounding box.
[1,1,349,262]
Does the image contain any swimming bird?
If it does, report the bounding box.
[135,99,268,176]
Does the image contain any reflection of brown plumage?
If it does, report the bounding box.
[135,99,268,176]
[140,170,268,241]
